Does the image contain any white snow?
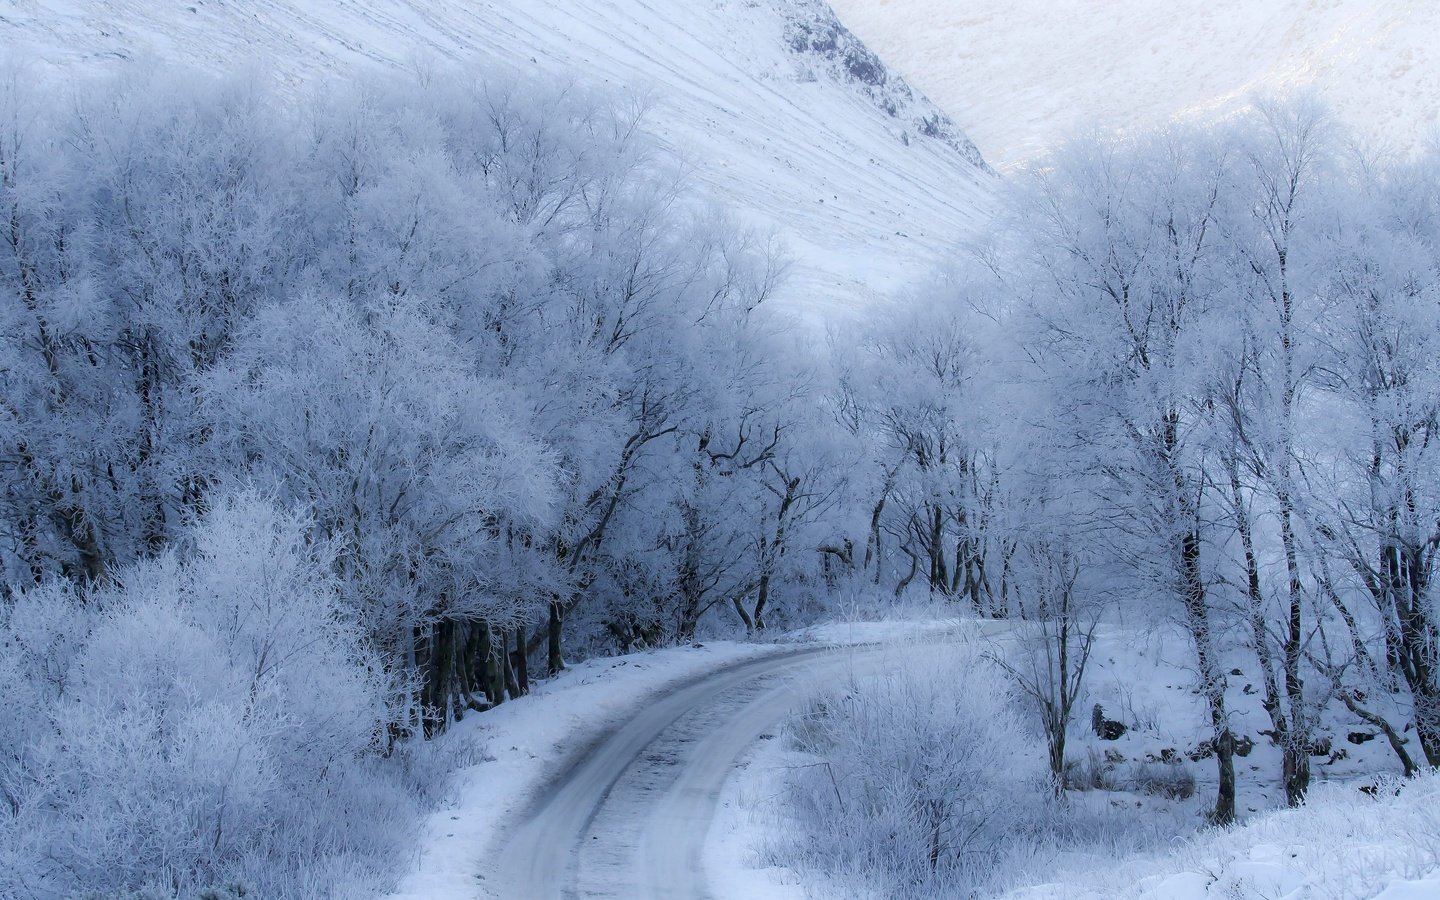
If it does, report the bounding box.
[0,0,993,320]
[386,620,960,900]
[827,0,1440,167]
[1007,770,1440,899]
[711,618,1440,899]
[783,614,969,646]
[386,640,779,900]
[7,3,1436,897]
[706,715,813,900]
[1376,870,1440,900]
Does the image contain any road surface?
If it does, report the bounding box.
[489,642,897,898]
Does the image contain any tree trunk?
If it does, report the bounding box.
[511,626,529,696]
[1278,492,1310,804]
[753,572,770,632]
[927,505,949,596]
[485,623,501,705]
[473,620,496,707]
[55,477,105,584]
[996,547,1013,619]
[865,466,898,583]
[894,548,919,598]
[1048,726,1067,797]
[1231,466,1285,743]
[1181,529,1235,825]
[503,627,523,699]
[1274,239,1313,802]
[420,621,449,738]
[1312,548,1379,679]
[547,599,565,677]
[731,595,755,633]
[1338,689,1419,777]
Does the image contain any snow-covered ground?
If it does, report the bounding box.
[1074,619,1415,814]
[1007,621,1440,897]
[0,0,993,319]
[828,0,1439,167]
[386,640,779,900]
[386,619,964,900]
[709,617,1438,898]
[1007,771,1440,899]
[389,610,1434,898]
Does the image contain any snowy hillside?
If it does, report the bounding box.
[829,0,1439,167]
[0,0,993,317]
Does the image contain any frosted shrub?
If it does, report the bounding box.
[1062,751,1197,801]
[1132,761,1197,801]
[0,493,432,899]
[779,645,1048,898]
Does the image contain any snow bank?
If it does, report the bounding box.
[1009,770,1440,899]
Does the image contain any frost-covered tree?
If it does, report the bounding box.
[1199,100,1334,804]
[0,493,419,899]
[1009,128,1242,823]
[205,294,563,734]
[832,292,1017,610]
[0,70,292,585]
[1304,147,1440,770]
[1,61,802,739]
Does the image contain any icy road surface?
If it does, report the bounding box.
[490,643,891,899]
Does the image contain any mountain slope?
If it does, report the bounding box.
[830,0,1438,167]
[2,0,993,317]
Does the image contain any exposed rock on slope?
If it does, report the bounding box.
[780,0,987,170]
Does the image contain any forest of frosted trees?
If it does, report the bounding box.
[2,60,1438,898]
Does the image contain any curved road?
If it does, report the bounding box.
[490,643,895,899]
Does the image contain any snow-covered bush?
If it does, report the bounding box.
[0,493,436,899]
[1063,751,1197,801]
[777,643,1049,897]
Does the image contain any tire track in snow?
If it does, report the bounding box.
[489,642,897,898]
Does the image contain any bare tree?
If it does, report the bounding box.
[991,542,1098,794]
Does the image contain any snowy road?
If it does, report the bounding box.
[490,643,889,899]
